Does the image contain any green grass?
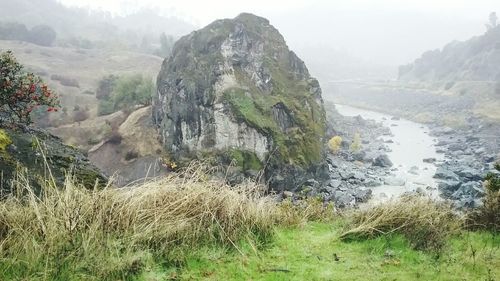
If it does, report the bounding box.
[138,222,499,281]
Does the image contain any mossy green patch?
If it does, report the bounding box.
[0,129,12,151]
[223,88,278,134]
[223,81,324,167]
[227,149,263,171]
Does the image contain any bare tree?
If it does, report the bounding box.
[486,12,498,30]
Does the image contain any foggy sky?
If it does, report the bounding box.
[58,0,500,66]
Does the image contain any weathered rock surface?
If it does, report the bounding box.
[153,13,328,190]
[0,124,106,194]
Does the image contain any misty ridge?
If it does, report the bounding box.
[0,0,194,54]
[0,0,499,280]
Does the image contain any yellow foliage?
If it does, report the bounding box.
[350,132,362,152]
[328,136,342,153]
[0,129,12,151]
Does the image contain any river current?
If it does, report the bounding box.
[334,104,444,202]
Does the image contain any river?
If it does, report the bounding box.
[334,104,444,202]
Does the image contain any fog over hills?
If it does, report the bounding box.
[0,1,499,279]
[0,0,195,39]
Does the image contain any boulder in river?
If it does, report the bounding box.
[423,158,436,163]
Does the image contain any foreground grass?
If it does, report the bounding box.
[149,223,499,281]
[0,164,279,280]
[0,164,498,280]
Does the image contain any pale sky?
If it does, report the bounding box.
[57,0,500,67]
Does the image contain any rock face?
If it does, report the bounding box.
[0,124,106,194]
[153,13,328,190]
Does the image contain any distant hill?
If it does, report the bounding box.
[0,0,195,39]
[399,25,500,82]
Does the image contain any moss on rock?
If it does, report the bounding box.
[154,13,329,190]
[0,125,107,194]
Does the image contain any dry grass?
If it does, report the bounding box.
[340,196,463,251]
[0,163,280,279]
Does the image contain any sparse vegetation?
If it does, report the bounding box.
[226,149,263,171]
[466,162,500,232]
[72,107,90,122]
[124,149,139,161]
[0,22,56,46]
[98,74,153,115]
[155,32,175,57]
[28,24,57,46]
[350,132,362,152]
[106,130,123,144]
[328,135,343,153]
[50,74,80,88]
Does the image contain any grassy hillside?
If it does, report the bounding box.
[399,25,500,82]
[0,40,163,119]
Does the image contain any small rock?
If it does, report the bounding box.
[455,167,482,181]
[373,154,393,168]
[329,179,342,189]
[384,177,406,186]
[333,191,356,208]
[340,170,355,180]
[434,167,460,181]
[384,249,395,257]
[423,158,436,163]
[353,188,372,202]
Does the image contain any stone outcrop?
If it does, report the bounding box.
[0,124,106,194]
[153,13,328,190]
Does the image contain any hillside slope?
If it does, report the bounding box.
[399,25,500,82]
[0,40,163,118]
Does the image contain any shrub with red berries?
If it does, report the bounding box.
[1,51,60,125]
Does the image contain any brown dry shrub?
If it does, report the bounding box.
[466,164,500,232]
[340,196,462,251]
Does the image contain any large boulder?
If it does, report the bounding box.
[153,13,328,191]
[0,124,106,194]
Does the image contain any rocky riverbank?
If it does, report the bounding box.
[430,120,499,208]
[316,104,395,207]
[319,103,500,209]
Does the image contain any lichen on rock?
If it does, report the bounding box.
[153,13,329,190]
